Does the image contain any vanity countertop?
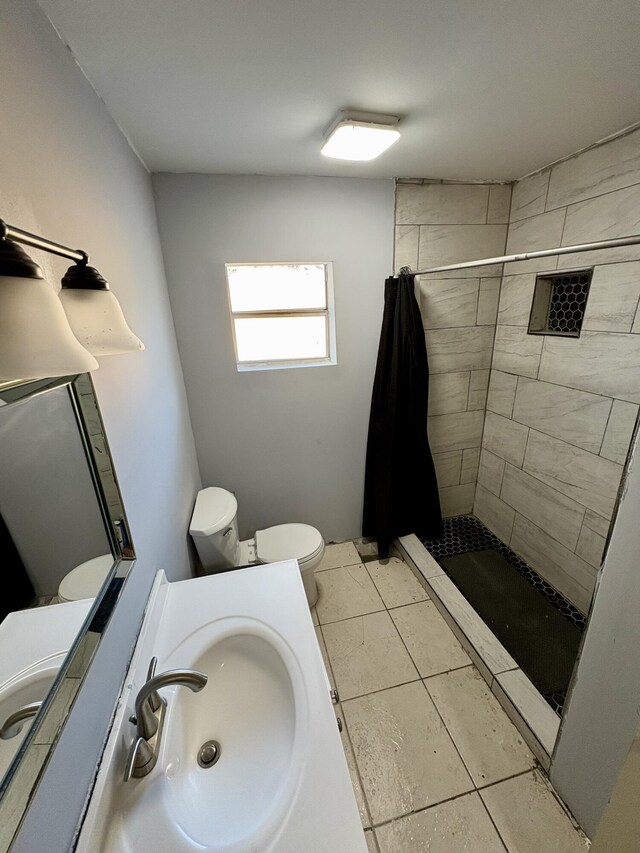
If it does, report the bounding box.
[77,561,367,853]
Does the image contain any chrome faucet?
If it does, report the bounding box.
[0,701,42,740]
[124,658,207,781]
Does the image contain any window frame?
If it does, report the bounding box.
[225,261,337,372]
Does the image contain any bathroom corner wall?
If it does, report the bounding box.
[2,2,201,850]
[394,180,511,516]
[474,127,640,615]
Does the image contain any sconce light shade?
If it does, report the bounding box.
[0,239,99,384]
[60,263,145,356]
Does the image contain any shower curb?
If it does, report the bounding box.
[394,533,560,772]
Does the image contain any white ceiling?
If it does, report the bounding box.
[39,0,640,180]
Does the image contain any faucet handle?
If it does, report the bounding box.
[124,736,155,782]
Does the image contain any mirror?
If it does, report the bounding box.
[0,374,134,845]
[0,387,111,613]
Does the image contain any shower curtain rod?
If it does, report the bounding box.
[400,234,640,276]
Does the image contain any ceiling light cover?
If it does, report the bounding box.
[321,115,400,161]
[60,263,145,356]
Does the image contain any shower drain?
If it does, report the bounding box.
[197,739,221,768]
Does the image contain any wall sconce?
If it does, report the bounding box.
[0,219,144,384]
[60,262,144,356]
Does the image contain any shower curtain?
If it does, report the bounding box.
[363,272,443,558]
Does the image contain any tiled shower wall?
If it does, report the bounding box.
[394,180,512,517]
[475,128,640,615]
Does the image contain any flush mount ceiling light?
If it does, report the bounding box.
[0,218,144,385]
[321,111,400,161]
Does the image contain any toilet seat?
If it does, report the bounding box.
[255,523,324,565]
[58,554,113,603]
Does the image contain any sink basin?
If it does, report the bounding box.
[80,563,367,853]
[109,619,308,852]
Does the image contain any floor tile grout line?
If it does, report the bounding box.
[363,541,587,844]
[316,557,364,572]
[363,558,431,612]
[369,781,512,833]
[369,786,478,832]
[331,543,584,847]
[317,605,386,628]
[374,565,487,793]
[477,794,512,853]
[335,548,487,825]
[370,767,539,835]
[316,619,376,831]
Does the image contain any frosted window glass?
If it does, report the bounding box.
[227,264,327,312]
[234,316,328,362]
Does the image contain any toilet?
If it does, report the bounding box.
[189,487,324,607]
[57,554,113,603]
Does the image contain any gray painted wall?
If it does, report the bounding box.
[1,1,200,849]
[153,173,394,543]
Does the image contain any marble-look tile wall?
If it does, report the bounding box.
[394,180,511,517]
[475,128,640,614]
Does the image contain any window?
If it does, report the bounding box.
[225,262,336,371]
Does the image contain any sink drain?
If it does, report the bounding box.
[197,739,221,768]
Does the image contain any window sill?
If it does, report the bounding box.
[236,357,338,373]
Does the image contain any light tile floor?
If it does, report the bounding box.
[316,542,590,853]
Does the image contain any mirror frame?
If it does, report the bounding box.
[0,373,135,849]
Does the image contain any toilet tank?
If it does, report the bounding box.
[189,487,240,572]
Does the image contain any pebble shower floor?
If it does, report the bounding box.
[420,515,586,716]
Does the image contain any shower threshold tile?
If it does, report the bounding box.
[397,533,445,578]
[427,573,518,676]
[493,669,560,757]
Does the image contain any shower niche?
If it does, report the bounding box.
[528,269,593,338]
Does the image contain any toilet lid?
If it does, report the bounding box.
[58,555,113,602]
[255,524,323,564]
[190,487,238,537]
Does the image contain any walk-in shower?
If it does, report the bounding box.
[399,224,640,723]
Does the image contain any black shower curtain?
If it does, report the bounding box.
[362,272,443,557]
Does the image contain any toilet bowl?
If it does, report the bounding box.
[189,487,324,607]
[57,554,113,603]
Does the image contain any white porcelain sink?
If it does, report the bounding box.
[115,620,307,852]
[80,562,367,853]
